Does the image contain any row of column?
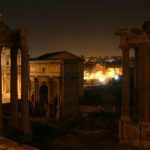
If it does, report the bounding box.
[121,45,150,122]
[0,46,30,133]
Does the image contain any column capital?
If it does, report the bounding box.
[119,42,130,50]
[121,45,130,51]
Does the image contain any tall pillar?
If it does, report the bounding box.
[46,78,52,119]
[134,48,140,121]
[10,48,18,128]
[48,78,52,104]
[49,78,53,104]
[18,72,21,99]
[0,47,3,132]
[21,48,30,133]
[56,78,60,120]
[34,78,38,103]
[20,28,30,134]
[139,45,150,122]
[121,47,130,120]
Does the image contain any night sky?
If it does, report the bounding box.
[1,0,150,57]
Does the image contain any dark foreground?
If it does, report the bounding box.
[27,112,144,150]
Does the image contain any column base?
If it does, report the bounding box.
[119,119,150,148]
[0,118,3,135]
[21,129,33,143]
[0,128,4,136]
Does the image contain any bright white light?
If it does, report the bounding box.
[114,75,119,80]
[99,77,105,82]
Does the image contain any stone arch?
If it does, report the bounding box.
[39,83,48,115]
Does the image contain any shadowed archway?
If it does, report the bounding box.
[39,83,48,115]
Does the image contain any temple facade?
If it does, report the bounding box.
[0,16,83,137]
[2,50,83,121]
[0,15,30,135]
[115,22,150,148]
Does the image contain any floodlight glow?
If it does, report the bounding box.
[114,75,119,80]
[99,77,105,82]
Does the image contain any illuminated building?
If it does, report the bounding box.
[84,62,122,86]
[2,49,83,121]
[0,15,30,135]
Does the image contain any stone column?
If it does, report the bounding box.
[121,47,130,120]
[21,48,30,134]
[48,78,51,104]
[0,47,3,132]
[34,77,40,115]
[18,72,21,99]
[139,45,150,122]
[10,48,18,128]
[34,78,38,103]
[46,78,52,119]
[134,48,140,121]
[59,62,64,120]
[49,79,53,104]
[20,28,30,134]
[56,78,60,120]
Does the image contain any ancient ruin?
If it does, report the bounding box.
[115,22,150,148]
[0,15,30,134]
[0,15,84,149]
[1,50,83,122]
[29,51,83,121]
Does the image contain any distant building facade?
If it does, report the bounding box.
[2,50,84,121]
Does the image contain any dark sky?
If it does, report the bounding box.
[1,0,150,57]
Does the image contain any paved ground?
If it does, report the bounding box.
[3,112,145,150]
[32,112,144,150]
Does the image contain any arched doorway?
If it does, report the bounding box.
[39,83,48,115]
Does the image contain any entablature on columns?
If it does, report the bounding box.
[0,28,28,51]
[115,28,150,50]
[0,43,12,48]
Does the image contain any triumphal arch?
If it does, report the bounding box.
[115,22,150,148]
[0,15,30,134]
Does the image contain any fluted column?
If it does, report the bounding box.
[10,48,18,128]
[121,47,130,120]
[0,47,3,132]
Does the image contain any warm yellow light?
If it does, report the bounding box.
[114,75,119,80]
[84,66,122,85]
[98,77,105,82]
